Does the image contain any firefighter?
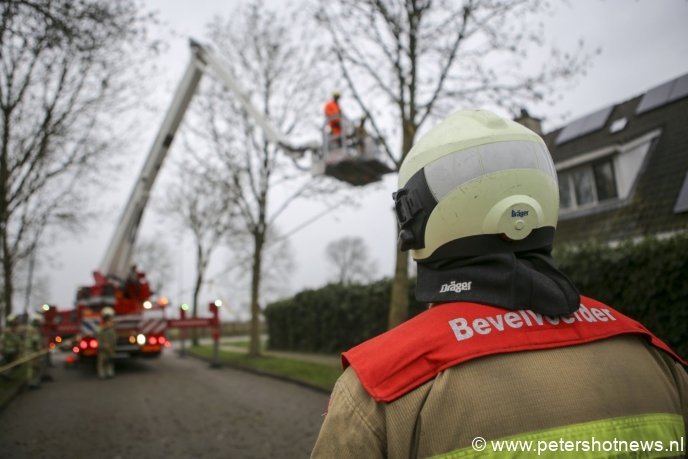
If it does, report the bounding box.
[1,314,22,366]
[97,307,116,379]
[23,314,44,388]
[126,263,141,299]
[311,109,688,458]
[323,91,343,148]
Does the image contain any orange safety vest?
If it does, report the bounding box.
[324,100,342,135]
[343,296,686,403]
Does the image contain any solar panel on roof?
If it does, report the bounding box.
[555,105,613,145]
[669,73,688,101]
[636,73,688,115]
[674,172,688,214]
[635,80,673,114]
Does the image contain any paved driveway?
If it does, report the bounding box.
[0,351,328,458]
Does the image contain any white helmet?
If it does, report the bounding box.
[101,307,115,318]
[394,109,559,261]
[393,109,581,313]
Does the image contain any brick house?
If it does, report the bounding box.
[517,72,688,246]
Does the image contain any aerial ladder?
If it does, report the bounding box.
[182,38,391,185]
[73,39,391,359]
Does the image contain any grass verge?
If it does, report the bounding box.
[189,346,341,392]
[223,338,265,350]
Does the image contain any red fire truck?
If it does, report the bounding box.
[72,275,169,359]
[71,39,391,361]
[41,305,80,350]
[69,40,272,360]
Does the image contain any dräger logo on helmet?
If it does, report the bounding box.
[440,281,472,294]
[511,209,529,218]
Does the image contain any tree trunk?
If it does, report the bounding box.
[191,242,204,346]
[0,217,14,316]
[388,240,410,328]
[1,116,11,319]
[387,121,416,329]
[1,232,12,319]
[191,286,202,346]
[248,231,264,357]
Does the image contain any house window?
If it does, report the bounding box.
[558,158,618,210]
[554,130,659,217]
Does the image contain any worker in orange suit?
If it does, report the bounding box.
[324,91,343,146]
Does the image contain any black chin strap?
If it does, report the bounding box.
[416,249,580,317]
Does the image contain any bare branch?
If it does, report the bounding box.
[0,0,158,316]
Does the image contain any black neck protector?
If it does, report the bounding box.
[416,243,580,317]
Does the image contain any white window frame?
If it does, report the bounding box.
[555,129,661,219]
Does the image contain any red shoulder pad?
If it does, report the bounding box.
[342,297,685,403]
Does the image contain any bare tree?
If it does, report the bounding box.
[159,162,235,344]
[0,0,157,318]
[317,0,596,328]
[190,1,341,356]
[326,236,377,285]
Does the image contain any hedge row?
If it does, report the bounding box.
[554,234,688,358]
[266,234,687,358]
[264,279,425,354]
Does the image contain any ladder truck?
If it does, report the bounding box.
[71,39,311,360]
[72,39,390,360]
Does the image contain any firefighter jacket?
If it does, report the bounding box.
[311,297,688,458]
[97,322,117,358]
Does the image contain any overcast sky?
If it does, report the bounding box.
[45,0,688,318]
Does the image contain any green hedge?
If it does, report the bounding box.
[264,279,425,354]
[266,234,687,358]
[554,234,688,358]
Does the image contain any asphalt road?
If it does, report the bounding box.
[0,351,329,458]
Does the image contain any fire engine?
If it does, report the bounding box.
[72,39,391,360]
[73,279,168,359]
[41,305,79,350]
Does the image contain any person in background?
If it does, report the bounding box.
[126,264,141,298]
[97,307,116,379]
[19,314,44,389]
[311,109,687,458]
[1,314,22,379]
[324,91,343,148]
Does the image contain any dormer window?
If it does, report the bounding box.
[555,130,660,217]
